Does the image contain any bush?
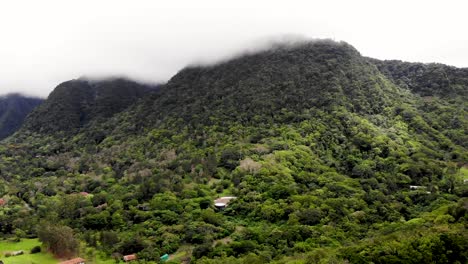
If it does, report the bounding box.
[193,243,213,259]
[31,246,41,254]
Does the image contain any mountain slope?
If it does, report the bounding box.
[370,58,468,98]
[23,78,157,135]
[1,40,467,263]
[371,59,468,149]
[0,93,43,139]
[122,41,398,131]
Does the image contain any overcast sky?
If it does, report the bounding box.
[1,0,467,97]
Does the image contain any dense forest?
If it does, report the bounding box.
[0,40,467,263]
[0,94,42,140]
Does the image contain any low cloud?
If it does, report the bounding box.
[0,0,467,97]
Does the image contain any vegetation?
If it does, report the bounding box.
[37,224,79,258]
[0,40,466,263]
[0,238,56,264]
[0,94,42,139]
[23,78,157,135]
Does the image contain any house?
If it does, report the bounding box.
[214,196,237,209]
[59,257,86,264]
[123,254,137,262]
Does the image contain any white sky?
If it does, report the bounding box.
[1,0,467,97]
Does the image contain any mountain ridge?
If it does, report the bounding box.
[22,77,158,135]
[0,93,43,139]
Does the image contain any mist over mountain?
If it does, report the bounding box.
[2,1,468,98]
[0,40,467,263]
[0,93,42,139]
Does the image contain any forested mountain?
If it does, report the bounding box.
[0,40,466,264]
[23,78,157,135]
[0,94,42,140]
[369,58,468,97]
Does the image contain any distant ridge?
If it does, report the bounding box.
[23,78,158,135]
[0,93,43,139]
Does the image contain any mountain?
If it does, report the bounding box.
[124,41,395,130]
[0,93,43,139]
[23,78,157,135]
[369,58,468,98]
[1,40,467,263]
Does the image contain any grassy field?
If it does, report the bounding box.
[0,238,57,264]
[0,239,120,264]
[0,239,162,264]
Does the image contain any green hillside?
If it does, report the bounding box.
[0,40,466,263]
[22,78,157,135]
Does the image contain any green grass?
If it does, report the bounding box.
[0,238,58,264]
[168,245,193,263]
[0,239,122,264]
[460,167,468,179]
[92,258,119,264]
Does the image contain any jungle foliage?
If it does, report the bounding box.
[0,40,467,263]
[0,94,42,140]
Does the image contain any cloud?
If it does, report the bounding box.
[0,0,467,97]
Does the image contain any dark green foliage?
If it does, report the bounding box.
[0,93,42,139]
[23,78,157,135]
[340,232,468,264]
[370,58,468,97]
[37,223,79,258]
[118,236,147,255]
[30,245,41,254]
[193,243,213,259]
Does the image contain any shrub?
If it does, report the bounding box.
[31,246,41,254]
[193,243,213,259]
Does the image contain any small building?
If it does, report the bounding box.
[160,253,169,262]
[214,196,237,209]
[59,257,86,264]
[409,185,425,190]
[0,198,6,206]
[123,254,137,262]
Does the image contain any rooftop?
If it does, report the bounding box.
[214,196,237,208]
[123,254,137,261]
[59,257,85,264]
